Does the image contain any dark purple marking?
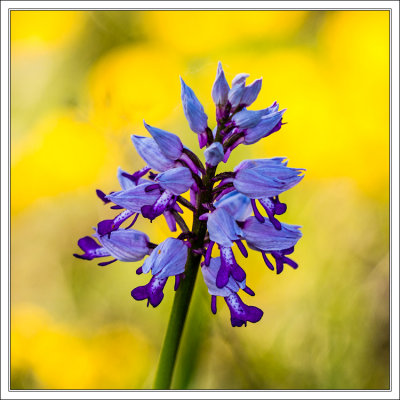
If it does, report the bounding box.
[211,295,217,314]
[96,189,111,204]
[262,252,275,271]
[235,240,248,258]
[124,213,139,230]
[98,259,117,267]
[136,266,143,275]
[251,199,264,223]
[204,241,215,266]
[243,286,255,296]
[145,183,161,192]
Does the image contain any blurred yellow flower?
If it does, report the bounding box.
[140,11,309,56]
[87,45,184,133]
[11,11,86,54]
[11,304,153,389]
[11,110,116,214]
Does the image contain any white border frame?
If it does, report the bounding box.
[1,2,398,399]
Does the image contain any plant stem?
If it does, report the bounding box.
[153,166,216,389]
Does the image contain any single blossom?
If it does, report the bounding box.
[74,229,151,266]
[204,142,224,167]
[132,238,188,307]
[202,257,263,327]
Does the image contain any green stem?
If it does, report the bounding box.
[153,166,216,389]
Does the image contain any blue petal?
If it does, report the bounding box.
[231,73,249,87]
[131,135,176,172]
[240,78,262,107]
[243,110,285,145]
[180,77,208,134]
[214,190,252,222]
[155,167,194,195]
[204,142,224,167]
[242,217,302,251]
[143,238,187,278]
[234,157,288,172]
[106,182,161,212]
[211,62,230,106]
[232,102,280,129]
[228,74,262,108]
[207,207,242,247]
[143,121,183,160]
[95,229,150,262]
[117,167,148,190]
[234,164,305,198]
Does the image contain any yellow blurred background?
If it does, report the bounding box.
[10,10,390,389]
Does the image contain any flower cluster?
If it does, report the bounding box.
[74,62,304,327]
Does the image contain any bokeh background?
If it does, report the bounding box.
[10,10,390,390]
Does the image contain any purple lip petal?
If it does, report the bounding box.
[131,276,168,308]
[225,293,263,327]
[97,219,115,237]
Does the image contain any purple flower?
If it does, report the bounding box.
[75,63,304,328]
[180,77,209,147]
[242,217,302,251]
[74,229,151,266]
[131,238,188,307]
[201,258,263,327]
[242,217,301,274]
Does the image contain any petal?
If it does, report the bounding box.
[180,77,208,134]
[204,142,224,167]
[106,182,161,212]
[201,257,241,297]
[207,207,242,247]
[240,78,262,107]
[242,217,302,251]
[131,135,176,172]
[214,190,252,222]
[243,110,285,145]
[211,62,230,106]
[155,167,194,195]
[95,229,150,262]
[143,238,188,278]
[234,157,288,172]
[143,121,183,160]
[225,293,263,327]
[234,165,305,198]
